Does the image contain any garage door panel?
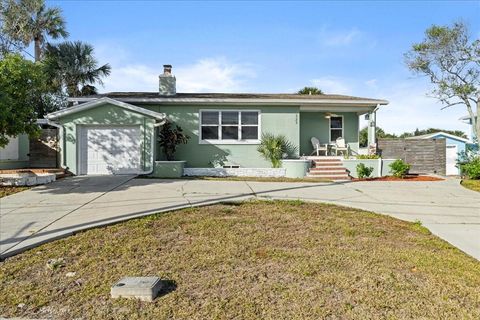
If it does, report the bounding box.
[81,126,141,175]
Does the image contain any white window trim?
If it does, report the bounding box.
[329,115,344,143]
[199,109,261,145]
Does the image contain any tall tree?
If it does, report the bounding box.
[298,86,323,95]
[405,21,479,147]
[44,41,111,97]
[0,1,23,57]
[359,126,397,147]
[398,128,467,139]
[1,0,68,61]
[0,54,46,147]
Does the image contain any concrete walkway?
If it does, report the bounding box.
[1,176,479,260]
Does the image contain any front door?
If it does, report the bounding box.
[445,144,458,175]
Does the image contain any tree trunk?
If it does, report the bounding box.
[475,99,480,149]
[34,37,42,62]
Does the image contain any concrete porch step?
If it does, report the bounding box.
[308,171,349,176]
[313,159,342,163]
[311,166,346,170]
[306,174,350,180]
[314,162,343,166]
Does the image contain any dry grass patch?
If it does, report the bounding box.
[461,179,480,192]
[0,186,29,198]
[0,201,479,319]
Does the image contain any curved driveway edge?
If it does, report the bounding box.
[1,177,479,260]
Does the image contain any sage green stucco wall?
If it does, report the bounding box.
[0,134,30,169]
[55,102,364,173]
[150,105,300,168]
[57,103,155,175]
[299,112,359,156]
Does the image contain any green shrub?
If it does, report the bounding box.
[460,157,480,179]
[389,159,411,178]
[356,154,380,159]
[257,133,297,168]
[159,121,190,160]
[356,163,374,179]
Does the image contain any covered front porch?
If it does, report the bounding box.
[298,106,378,157]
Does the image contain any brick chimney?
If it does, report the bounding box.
[159,64,176,96]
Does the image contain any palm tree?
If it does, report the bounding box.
[2,0,68,61]
[257,133,297,168]
[45,41,111,97]
[297,86,323,95]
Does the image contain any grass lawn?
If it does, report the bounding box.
[461,179,480,192]
[0,201,479,319]
[0,186,29,198]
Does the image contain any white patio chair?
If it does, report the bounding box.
[310,137,328,156]
[332,137,349,156]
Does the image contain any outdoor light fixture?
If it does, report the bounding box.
[324,112,339,119]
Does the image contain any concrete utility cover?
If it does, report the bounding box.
[111,277,163,302]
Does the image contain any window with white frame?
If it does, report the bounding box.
[200,110,260,143]
[329,116,343,142]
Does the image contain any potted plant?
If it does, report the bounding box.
[153,121,190,178]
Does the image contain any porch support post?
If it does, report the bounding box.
[367,108,377,146]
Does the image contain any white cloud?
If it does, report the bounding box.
[308,76,473,138]
[99,56,256,93]
[318,27,363,46]
[310,77,352,94]
[370,81,472,138]
[365,79,378,89]
[175,58,256,92]
[102,64,158,92]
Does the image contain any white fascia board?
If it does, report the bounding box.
[47,97,166,120]
[428,132,470,143]
[299,105,376,113]
[69,97,389,107]
[407,132,471,143]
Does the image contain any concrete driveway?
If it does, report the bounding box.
[1,176,479,260]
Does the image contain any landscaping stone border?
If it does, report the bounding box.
[183,167,286,177]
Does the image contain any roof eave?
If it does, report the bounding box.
[68,97,389,107]
[47,97,167,120]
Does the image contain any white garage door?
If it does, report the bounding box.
[446,144,459,176]
[80,126,141,175]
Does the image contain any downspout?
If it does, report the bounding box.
[137,118,166,175]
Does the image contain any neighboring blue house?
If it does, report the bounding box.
[407,132,471,175]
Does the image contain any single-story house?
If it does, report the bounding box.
[406,131,471,175]
[44,65,389,176]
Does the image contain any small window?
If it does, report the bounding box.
[200,110,260,143]
[330,116,343,142]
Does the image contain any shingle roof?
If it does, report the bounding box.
[74,92,387,103]
[405,132,470,143]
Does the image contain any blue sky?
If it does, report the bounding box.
[48,0,480,136]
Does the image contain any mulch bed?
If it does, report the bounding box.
[353,175,444,182]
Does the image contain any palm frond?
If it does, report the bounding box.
[257,133,298,168]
